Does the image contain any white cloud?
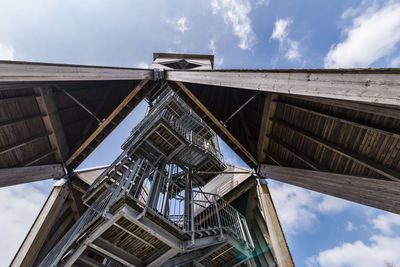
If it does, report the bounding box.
[317,195,351,214]
[176,17,189,33]
[268,181,352,235]
[346,221,356,232]
[135,61,149,68]
[209,39,224,67]
[255,0,269,7]
[389,55,400,67]
[0,183,48,266]
[268,182,318,234]
[166,16,189,33]
[271,18,302,61]
[306,235,400,267]
[372,213,400,235]
[211,0,256,50]
[285,39,300,60]
[324,1,400,68]
[271,18,291,46]
[0,43,15,60]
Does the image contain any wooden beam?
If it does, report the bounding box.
[170,81,258,166]
[166,69,400,106]
[34,87,69,162]
[280,101,400,138]
[66,79,150,166]
[273,119,400,182]
[259,164,400,214]
[257,93,277,162]
[34,211,75,264]
[268,135,323,171]
[0,132,50,155]
[0,164,65,187]
[11,181,70,267]
[23,149,57,167]
[294,95,400,120]
[255,181,294,267]
[0,114,44,130]
[0,60,152,82]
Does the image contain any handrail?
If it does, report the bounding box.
[42,160,252,266]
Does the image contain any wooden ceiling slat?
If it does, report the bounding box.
[279,101,400,138]
[23,149,57,167]
[273,118,400,181]
[268,135,322,171]
[0,132,51,155]
[294,95,400,120]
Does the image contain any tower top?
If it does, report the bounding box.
[151,52,214,70]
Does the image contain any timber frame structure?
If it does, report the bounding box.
[1,52,399,266]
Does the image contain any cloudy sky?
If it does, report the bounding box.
[1,0,400,266]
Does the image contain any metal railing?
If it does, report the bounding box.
[42,160,252,266]
[192,190,254,249]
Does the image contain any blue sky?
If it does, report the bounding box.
[1,0,400,266]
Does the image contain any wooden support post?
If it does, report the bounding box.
[34,87,69,162]
[255,180,294,267]
[11,181,70,267]
[259,164,400,214]
[0,164,65,187]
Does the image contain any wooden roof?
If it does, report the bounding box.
[0,60,155,186]
[1,55,399,214]
[165,68,400,214]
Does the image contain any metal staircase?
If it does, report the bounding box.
[41,89,254,267]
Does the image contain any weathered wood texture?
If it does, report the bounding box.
[166,69,400,106]
[260,165,400,214]
[66,79,154,168]
[0,164,65,187]
[34,87,69,162]
[11,181,70,267]
[256,181,294,267]
[0,60,152,82]
[0,79,154,171]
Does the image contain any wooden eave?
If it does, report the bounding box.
[0,60,156,179]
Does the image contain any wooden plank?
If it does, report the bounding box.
[166,70,400,106]
[294,95,400,120]
[170,81,257,166]
[274,119,400,182]
[255,181,294,267]
[0,60,152,82]
[257,93,277,162]
[34,87,69,162]
[11,181,70,267]
[0,164,65,187]
[23,149,57,167]
[66,79,150,166]
[0,132,50,155]
[268,135,323,171]
[280,101,400,138]
[259,164,400,214]
[0,114,44,130]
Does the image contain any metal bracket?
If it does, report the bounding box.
[154,68,165,82]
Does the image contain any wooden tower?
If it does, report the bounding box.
[1,52,399,266]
